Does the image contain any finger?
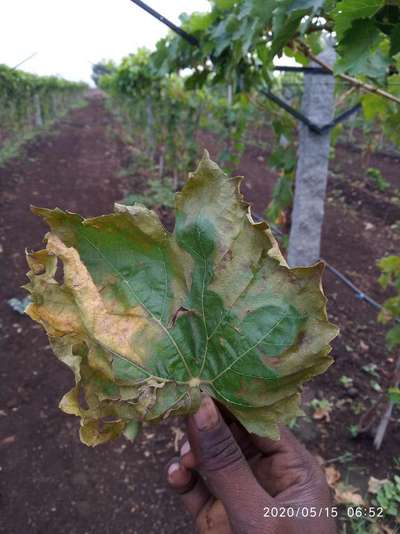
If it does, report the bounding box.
[251,426,307,457]
[187,394,270,516]
[182,423,259,468]
[180,440,196,470]
[250,427,328,497]
[252,426,319,477]
[229,421,260,460]
[166,459,211,518]
[221,414,310,463]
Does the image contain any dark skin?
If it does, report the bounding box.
[166,395,337,534]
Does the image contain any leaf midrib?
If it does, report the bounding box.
[80,232,194,380]
[77,232,293,393]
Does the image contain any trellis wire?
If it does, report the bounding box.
[12,52,38,71]
[129,0,199,46]
[260,89,361,134]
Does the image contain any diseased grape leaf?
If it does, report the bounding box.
[25,152,338,446]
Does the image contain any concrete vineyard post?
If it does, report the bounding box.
[287,45,336,267]
[33,94,43,128]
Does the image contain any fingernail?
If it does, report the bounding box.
[194,395,219,431]
[180,441,191,456]
[168,462,180,477]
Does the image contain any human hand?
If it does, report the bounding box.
[166,395,337,534]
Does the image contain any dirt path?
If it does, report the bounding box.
[0,94,192,534]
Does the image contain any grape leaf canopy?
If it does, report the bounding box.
[25,153,338,446]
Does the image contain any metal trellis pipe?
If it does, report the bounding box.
[128,0,199,47]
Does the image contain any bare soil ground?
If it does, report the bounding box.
[0,94,191,534]
[0,93,399,533]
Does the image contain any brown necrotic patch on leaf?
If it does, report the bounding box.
[25,151,338,446]
[46,233,150,365]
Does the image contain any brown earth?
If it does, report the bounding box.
[0,93,399,534]
[0,95,192,534]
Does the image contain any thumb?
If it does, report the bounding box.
[187,395,270,518]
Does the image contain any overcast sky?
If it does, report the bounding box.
[0,0,210,84]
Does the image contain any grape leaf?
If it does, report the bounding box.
[288,0,325,14]
[333,0,384,39]
[390,23,400,56]
[25,152,338,446]
[335,19,389,81]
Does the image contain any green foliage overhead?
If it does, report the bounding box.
[149,0,400,89]
[95,0,400,223]
[25,153,337,445]
[333,0,384,39]
[94,1,400,226]
[335,19,390,81]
